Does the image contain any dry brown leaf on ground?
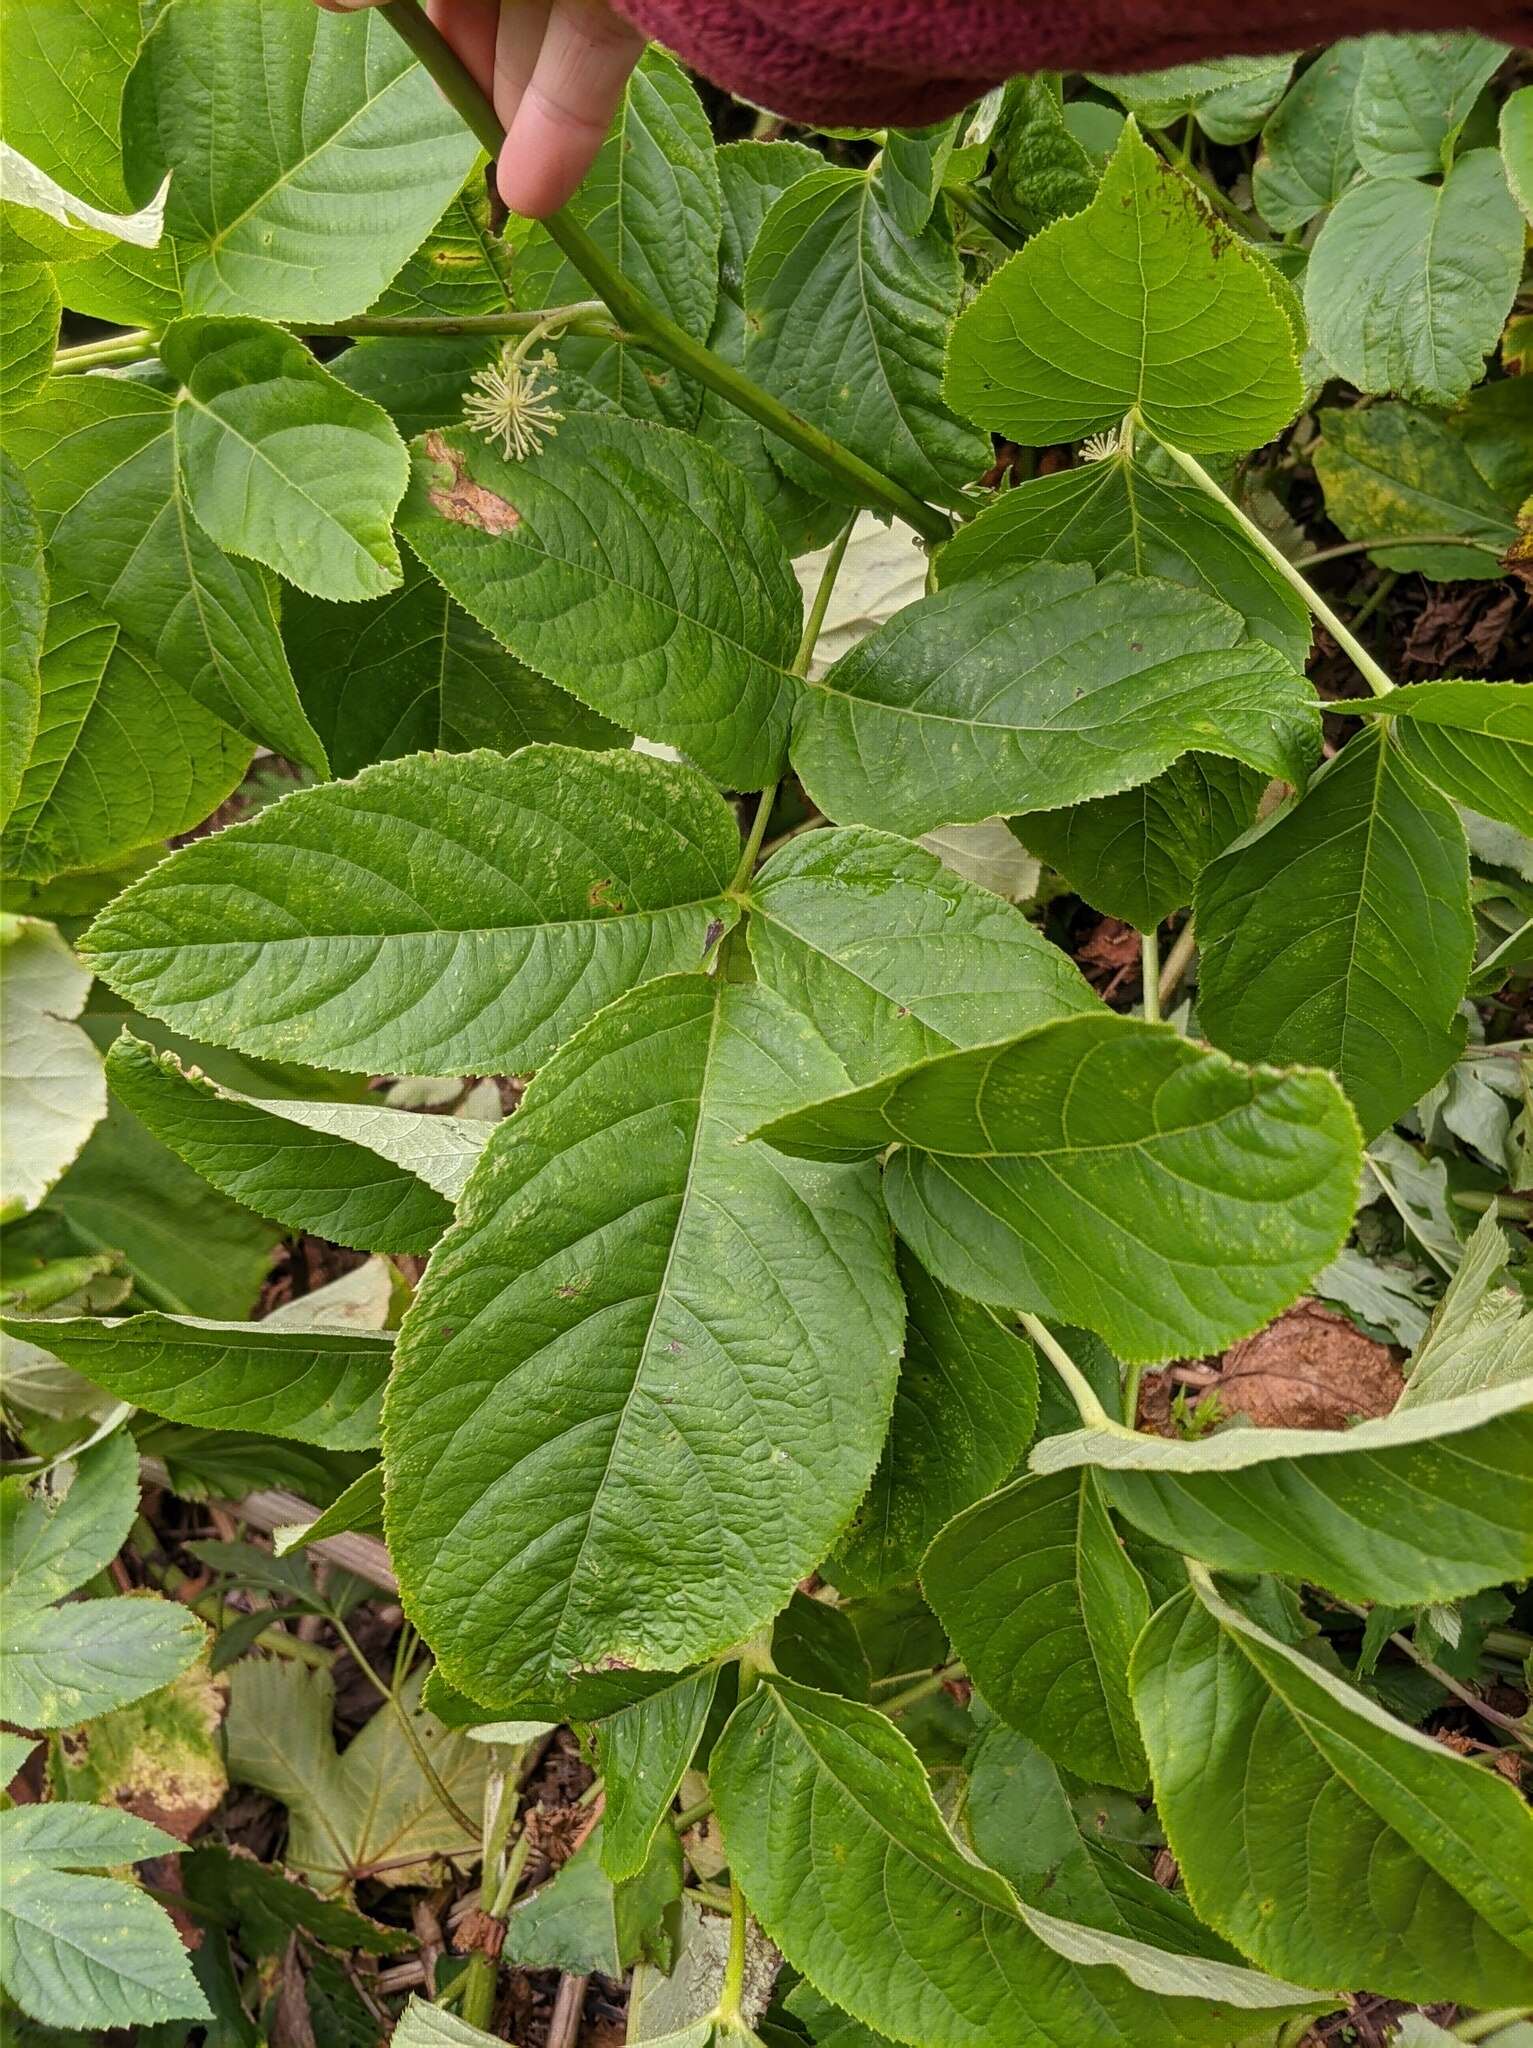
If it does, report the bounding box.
[1217,1299,1403,1428]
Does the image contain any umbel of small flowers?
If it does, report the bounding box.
[462,330,566,461]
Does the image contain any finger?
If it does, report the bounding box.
[491,0,555,136]
[427,0,502,102]
[497,0,644,218]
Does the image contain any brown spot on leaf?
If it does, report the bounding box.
[422,430,521,536]
[587,878,624,912]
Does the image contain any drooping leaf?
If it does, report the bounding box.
[120,0,478,321]
[790,558,1318,849]
[0,454,45,828]
[0,915,106,1215]
[598,1670,720,1883]
[1,578,249,883]
[399,415,802,789]
[384,975,904,1705]
[1033,1375,1533,1606]
[1196,727,1474,1138]
[834,1250,1038,1595]
[4,372,325,769]
[1399,1207,1533,1407]
[182,1844,410,1957]
[102,1032,460,1254]
[754,1011,1362,1364]
[223,1658,485,1893]
[284,550,622,779]
[0,259,57,405]
[924,1467,1148,1788]
[1019,753,1265,931]
[936,450,1311,669]
[52,1654,227,1841]
[1354,681,1533,835]
[745,165,990,501]
[504,1822,683,1976]
[1132,1575,1533,2006]
[1251,42,1366,232]
[1305,152,1522,406]
[1090,56,1296,142]
[1353,32,1508,178]
[80,745,742,1077]
[711,1677,1327,2048]
[0,1803,207,2030]
[945,122,1302,453]
[989,79,1099,235]
[745,825,1092,1085]
[158,317,408,603]
[0,137,167,264]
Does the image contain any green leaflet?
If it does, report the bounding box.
[924,1468,1148,1789]
[1353,32,1508,178]
[383,975,904,1704]
[120,0,477,321]
[834,1249,1038,1596]
[1305,152,1522,405]
[1354,681,1533,834]
[1,1434,207,1729]
[1019,754,1265,931]
[711,1677,1327,2048]
[1,1311,392,1451]
[935,451,1312,670]
[1252,42,1366,232]
[1196,727,1475,1139]
[4,371,325,770]
[394,2002,506,2047]
[744,165,990,503]
[1399,1208,1533,1407]
[399,414,802,790]
[284,549,623,779]
[1090,56,1295,143]
[103,1032,464,1255]
[1133,1576,1533,2006]
[753,1011,1361,1364]
[0,1804,207,2031]
[0,259,58,406]
[1313,399,1528,580]
[944,122,1302,454]
[790,558,1318,855]
[0,454,45,827]
[1035,1377,1533,1606]
[273,1463,384,1556]
[515,50,720,427]
[598,1670,719,1883]
[80,746,742,1078]
[1,915,106,1215]
[745,825,1093,1086]
[2,578,249,883]
[159,318,408,603]
[989,79,1099,235]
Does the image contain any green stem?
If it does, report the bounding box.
[1121,1362,1144,1429]
[879,1659,965,1715]
[717,1875,750,2024]
[53,329,156,371]
[456,1827,535,2026]
[949,182,1024,249]
[301,306,615,342]
[331,1617,480,1839]
[1157,918,1198,1013]
[1453,1192,1532,1220]
[672,1793,715,1832]
[379,0,950,544]
[1141,926,1162,1025]
[1294,533,1493,569]
[1150,430,1395,698]
[1017,1313,1115,1429]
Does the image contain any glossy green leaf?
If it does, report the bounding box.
[1133,1575,1533,2006]
[936,450,1311,669]
[4,372,325,769]
[1252,42,1366,232]
[712,1676,1327,2048]
[1196,728,1474,1138]
[1399,1208,1533,1408]
[160,317,407,602]
[834,1250,1038,1595]
[1355,681,1533,835]
[925,1468,1147,1788]
[0,915,106,1215]
[0,260,57,406]
[754,1011,1362,1363]
[284,550,622,778]
[1353,32,1508,178]
[745,165,989,502]
[0,1803,206,2030]
[1313,399,1527,580]
[745,825,1092,1085]
[0,454,45,827]
[1305,152,1522,406]
[790,561,1318,839]
[1020,753,1264,931]
[945,122,1301,454]
[1504,86,1533,223]
[1090,56,1295,142]
[989,79,1098,235]
[103,1031,460,1254]
[878,121,962,236]
[81,745,741,1077]
[384,975,904,1705]
[598,1670,719,1883]
[120,0,477,320]
[1,579,249,883]
[399,414,801,789]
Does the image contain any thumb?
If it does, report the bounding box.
[497,0,644,218]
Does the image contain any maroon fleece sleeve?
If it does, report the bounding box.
[607,0,1532,129]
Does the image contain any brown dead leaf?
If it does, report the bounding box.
[1217,1299,1403,1429]
[1401,583,1517,675]
[1075,916,1141,1001]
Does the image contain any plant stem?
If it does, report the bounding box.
[1149,429,1395,699]
[303,306,615,342]
[717,1874,750,2023]
[1017,1312,1115,1428]
[54,329,156,371]
[1157,918,1198,1012]
[948,182,1024,249]
[1141,926,1162,1024]
[673,1793,715,1832]
[456,1826,535,2026]
[879,1659,966,1715]
[1453,1192,1532,1219]
[1334,1600,1533,1753]
[1120,1362,1144,1429]
[379,0,950,543]
[330,1617,481,1839]
[1294,533,1493,569]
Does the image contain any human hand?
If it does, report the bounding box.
[319,0,645,218]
